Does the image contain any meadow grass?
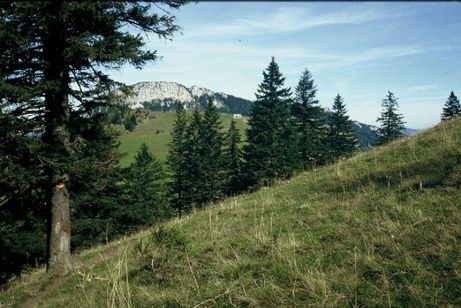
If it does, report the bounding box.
[1,117,460,307]
[118,112,248,167]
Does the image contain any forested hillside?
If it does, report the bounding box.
[2,115,460,307]
[1,3,459,307]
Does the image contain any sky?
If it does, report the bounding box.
[109,2,461,129]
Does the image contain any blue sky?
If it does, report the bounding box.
[109,2,461,129]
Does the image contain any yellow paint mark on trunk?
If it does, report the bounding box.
[54,221,61,234]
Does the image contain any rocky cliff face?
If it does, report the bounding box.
[117,81,247,114]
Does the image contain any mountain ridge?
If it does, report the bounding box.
[117,81,419,147]
[118,81,253,116]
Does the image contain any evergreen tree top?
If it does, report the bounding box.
[203,97,222,127]
[376,91,405,145]
[255,57,292,102]
[441,91,460,121]
[134,143,154,167]
[332,94,349,117]
[295,69,318,106]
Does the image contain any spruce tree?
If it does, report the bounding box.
[224,119,243,195]
[124,114,138,132]
[244,57,294,187]
[0,1,186,275]
[293,69,327,169]
[182,107,204,209]
[167,102,189,214]
[122,143,168,227]
[200,98,225,203]
[328,94,357,159]
[1,107,124,281]
[376,91,406,145]
[441,91,461,121]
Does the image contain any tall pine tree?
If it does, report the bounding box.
[244,57,294,187]
[182,107,204,209]
[200,98,225,203]
[441,91,461,121]
[376,91,405,145]
[328,94,357,159]
[224,119,244,195]
[293,69,327,169]
[0,1,186,275]
[167,102,189,214]
[122,143,169,227]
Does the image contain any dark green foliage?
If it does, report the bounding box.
[224,119,244,195]
[328,94,357,159]
[124,114,138,132]
[182,108,205,208]
[168,101,236,211]
[441,91,460,122]
[0,1,186,280]
[143,93,253,116]
[0,112,123,281]
[72,141,170,250]
[244,57,295,187]
[279,117,301,174]
[199,98,225,203]
[376,91,405,145]
[108,105,139,131]
[292,69,328,168]
[0,128,47,279]
[179,102,226,208]
[69,114,123,247]
[121,143,170,227]
[167,102,189,214]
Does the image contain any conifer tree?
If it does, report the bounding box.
[0,1,186,275]
[328,94,357,159]
[441,91,461,121]
[182,107,204,209]
[244,57,294,187]
[293,69,327,168]
[376,91,406,145]
[124,114,138,132]
[200,98,225,203]
[122,143,169,226]
[224,119,243,195]
[167,102,189,214]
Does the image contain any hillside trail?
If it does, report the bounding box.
[17,244,121,308]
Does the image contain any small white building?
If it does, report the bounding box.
[233,113,242,119]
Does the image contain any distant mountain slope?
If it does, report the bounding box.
[352,120,378,147]
[117,81,418,147]
[118,81,253,116]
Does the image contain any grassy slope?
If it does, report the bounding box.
[118,112,249,167]
[2,118,461,307]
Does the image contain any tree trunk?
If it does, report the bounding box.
[43,0,73,275]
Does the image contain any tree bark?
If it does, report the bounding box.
[43,0,73,275]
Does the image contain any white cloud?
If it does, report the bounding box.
[150,39,425,69]
[185,6,396,38]
[404,85,438,92]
